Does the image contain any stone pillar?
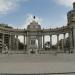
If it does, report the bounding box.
[43,35,44,49]
[2,34,4,51]
[38,37,39,50]
[16,35,19,51]
[63,33,65,52]
[50,35,52,49]
[26,32,29,53]
[13,35,15,50]
[40,36,42,50]
[57,34,59,51]
[72,28,75,50]
[69,31,73,52]
[24,34,27,54]
[9,34,11,50]
[24,35,25,51]
[26,34,27,51]
[38,36,42,50]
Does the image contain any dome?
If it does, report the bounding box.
[27,20,41,30]
[68,9,75,15]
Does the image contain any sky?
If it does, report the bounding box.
[0,0,75,44]
[0,0,75,29]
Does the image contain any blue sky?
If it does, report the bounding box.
[0,0,74,28]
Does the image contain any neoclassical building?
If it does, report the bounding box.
[0,2,75,54]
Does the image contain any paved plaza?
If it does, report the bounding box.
[0,53,75,74]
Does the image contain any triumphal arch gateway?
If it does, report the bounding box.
[0,3,75,54]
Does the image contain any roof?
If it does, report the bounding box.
[27,20,41,29]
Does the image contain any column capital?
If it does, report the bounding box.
[57,34,59,36]
[42,34,44,37]
[63,33,66,36]
[50,35,52,37]
[16,35,18,37]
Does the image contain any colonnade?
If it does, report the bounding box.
[0,30,73,54]
[42,32,73,52]
[1,34,27,51]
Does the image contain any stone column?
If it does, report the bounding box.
[24,35,25,51]
[13,35,15,50]
[9,34,11,50]
[2,34,4,51]
[26,34,27,51]
[38,36,42,50]
[57,34,59,51]
[63,33,65,52]
[38,37,39,50]
[40,36,42,50]
[26,32,29,53]
[43,35,44,49]
[72,28,75,52]
[50,35,52,49]
[16,35,19,51]
[69,31,73,53]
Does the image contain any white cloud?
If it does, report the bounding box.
[0,0,29,14]
[54,0,75,8]
[0,0,16,14]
